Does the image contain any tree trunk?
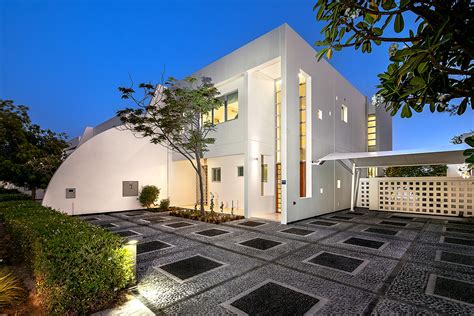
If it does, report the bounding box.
[195,156,206,216]
[31,187,36,200]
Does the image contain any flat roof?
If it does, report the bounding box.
[316,148,467,168]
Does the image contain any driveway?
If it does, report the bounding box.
[83,208,474,315]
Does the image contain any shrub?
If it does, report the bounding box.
[0,267,25,308]
[0,199,134,314]
[138,185,160,208]
[159,198,170,211]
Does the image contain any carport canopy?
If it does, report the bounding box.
[313,148,467,211]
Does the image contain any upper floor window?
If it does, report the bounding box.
[368,114,376,151]
[204,91,239,126]
[211,168,221,182]
[341,104,348,123]
[237,166,244,177]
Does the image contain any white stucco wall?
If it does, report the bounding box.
[282,26,368,223]
[207,155,245,211]
[43,127,169,215]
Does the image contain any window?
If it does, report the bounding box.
[337,180,341,189]
[318,109,323,120]
[211,168,221,182]
[368,167,378,178]
[299,73,307,197]
[368,114,376,151]
[237,166,244,177]
[226,92,238,120]
[204,91,239,125]
[261,164,268,183]
[341,104,348,123]
[275,80,282,212]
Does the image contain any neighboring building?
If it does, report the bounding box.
[42,24,392,224]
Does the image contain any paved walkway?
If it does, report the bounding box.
[83,209,474,315]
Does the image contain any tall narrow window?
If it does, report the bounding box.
[261,155,268,196]
[213,98,225,125]
[368,114,376,151]
[211,168,221,182]
[341,104,348,123]
[299,73,307,197]
[368,167,378,178]
[275,80,282,213]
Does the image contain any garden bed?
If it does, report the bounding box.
[0,192,134,315]
[169,208,244,224]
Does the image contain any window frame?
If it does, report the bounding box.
[237,166,244,177]
[211,167,221,182]
[204,91,239,126]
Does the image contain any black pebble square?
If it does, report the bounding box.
[331,215,354,220]
[343,237,385,249]
[115,230,139,237]
[430,276,474,305]
[195,229,230,237]
[159,255,223,281]
[99,223,117,229]
[239,238,282,250]
[309,220,337,227]
[364,227,399,236]
[125,212,148,217]
[380,221,408,227]
[280,227,314,236]
[165,222,194,229]
[439,251,474,267]
[443,237,474,247]
[239,221,266,227]
[349,212,365,216]
[137,240,172,254]
[307,252,365,273]
[230,282,321,315]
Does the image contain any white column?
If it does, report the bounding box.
[350,162,356,211]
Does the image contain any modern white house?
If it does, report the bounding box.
[43,24,398,223]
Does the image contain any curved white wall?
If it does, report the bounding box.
[43,127,169,215]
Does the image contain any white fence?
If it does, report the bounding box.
[357,177,474,217]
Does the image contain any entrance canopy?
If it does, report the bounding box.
[315,148,467,168]
[314,147,467,211]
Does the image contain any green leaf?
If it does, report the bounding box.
[394,14,404,33]
[457,98,468,115]
[401,104,412,117]
[382,0,396,10]
[464,136,474,147]
[326,48,333,59]
[417,62,428,73]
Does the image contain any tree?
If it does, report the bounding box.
[385,165,447,177]
[313,0,473,117]
[452,131,474,165]
[0,100,68,199]
[117,77,222,215]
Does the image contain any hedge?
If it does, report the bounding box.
[0,198,134,315]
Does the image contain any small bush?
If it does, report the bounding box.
[0,192,30,202]
[0,199,134,314]
[138,185,160,208]
[0,267,25,308]
[159,198,170,211]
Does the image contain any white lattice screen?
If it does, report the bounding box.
[376,177,473,217]
[357,178,370,208]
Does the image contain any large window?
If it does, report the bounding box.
[204,91,239,125]
[299,73,307,197]
[211,168,221,182]
[275,80,282,212]
[368,114,376,151]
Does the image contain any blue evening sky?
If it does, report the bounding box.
[1,0,472,150]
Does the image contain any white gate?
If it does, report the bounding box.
[357,177,474,217]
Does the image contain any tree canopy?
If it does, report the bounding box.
[0,100,68,198]
[385,165,447,177]
[117,77,222,214]
[313,0,473,117]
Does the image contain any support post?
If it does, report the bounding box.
[350,162,356,211]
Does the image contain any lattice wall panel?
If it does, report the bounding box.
[357,178,370,208]
[378,178,473,217]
